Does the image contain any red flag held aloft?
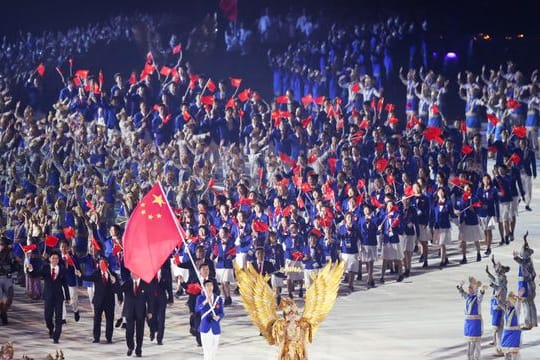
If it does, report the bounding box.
[509,153,521,165]
[45,235,59,247]
[375,158,388,173]
[206,79,217,93]
[112,242,123,256]
[276,95,288,104]
[327,158,338,175]
[512,126,527,138]
[172,43,183,55]
[123,182,182,283]
[351,82,361,93]
[65,253,75,267]
[314,96,325,105]
[507,98,520,110]
[461,144,474,155]
[301,94,313,107]
[22,244,37,253]
[252,220,269,233]
[229,77,242,88]
[91,236,101,251]
[487,114,499,126]
[63,227,76,240]
[36,63,45,77]
[237,88,251,102]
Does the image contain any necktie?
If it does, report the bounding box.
[102,273,107,286]
[258,262,262,273]
[51,267,56,281]
[134,282,139,295]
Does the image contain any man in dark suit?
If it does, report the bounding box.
[119,273,153,357]
[26,251,70,343]
[252,247,275,277]
[75,258,120,343]
[148,261,173,345]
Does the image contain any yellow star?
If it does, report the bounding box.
[156,213,162,219]
[152,194,165,207]
[141,209,146,215]
[148,214,154,220]
[141,203,146,207]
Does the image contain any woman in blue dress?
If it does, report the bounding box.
[500,292,522,359]
[457,277,486,360]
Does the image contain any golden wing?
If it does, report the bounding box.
[301,261,345,337]
[234,262,279,344]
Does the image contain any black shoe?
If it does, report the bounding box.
[397,275,404,282]
[197,341,202,347]
[499,239,505,246]
[298,289,303,298]
[276,295,281,305]
[224,297,232,306]
[525,205,532,211]
[136,354,141,358]
[0,312,7,325]
[157,341,163,345]
[121,323,127,329]
[505,236,510,245]
[509,234,514,242]
[234,287,240,295]
[476,252,481,262]
[348,285,354,292]
[62,320,67,325]
[74,311,80,322]
[413,244,419,253]
[150,332,155,342]
[288,293,294,299]
[419,254,425,263]
[484,248,491,256]
[49,329,54,339]
[422,260,428,268]
[115,318,123,328]
[460,258,467,264]
[92,339,99,343]
[53,339,59,344]
[379,277,385,284]
[106,339,112,344]
[439,262,445,269]
[356,273,362,281]
[175,288,184,298]
[368,280,375,288]
[127,349,133,356]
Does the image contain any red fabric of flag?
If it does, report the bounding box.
[75,69,89,79]
[129,72,137,85]
[301,94,313,107]
[201,96,214,105]
[237,88,251,102]
[507,98,520,110]
[22,244,37,253]
[301,183,313,193]
[112,242,123,256]
[186,283,202,295]
[36,63,45,77]
[375,158,388,173]
[296,195,305,209]
[91,237,101,251]
[253,220,269,233]
[229,77,242,88]
[160,66,172,77]
[487,114,499,126]
[300,116,312,128]
[279,152,297,167]
[509,153,521,165]
[172,43,183,55]
[276,95,288,104]
[314,96,325,105]
[123,182,182,283]
[472,201,483,208]
[512,126,526,138]
[461,144,474,155]
[65,253,75,267]
[219,0,238,21]
[291,251,304,261]
[63,227,75,239]
[206,79,217,93]
[327,158,338,175]
[370,196,384,209]
[351,82,361,93]
[45,235,59,247]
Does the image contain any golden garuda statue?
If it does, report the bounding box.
[234,261,345,360]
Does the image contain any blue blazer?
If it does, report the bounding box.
[196,294,224,335]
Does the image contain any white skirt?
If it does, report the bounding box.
[234,252,248,268]
[382,243,403,260]
[459,224,483,242]
[400,235,416,252]
[479,216,497,231]
[360,245,377,262]
[418,224,431,243]
[216,268,234,283]
[285,259,304,281]
[499,202,512,222]
[433,228,452,245]
[271,274,285,288]
[171,259,189,279]
[304,269,319,287]
[341,253,359,273]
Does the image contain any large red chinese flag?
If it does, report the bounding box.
[123,182,181,283]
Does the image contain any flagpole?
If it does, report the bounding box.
[157,181,216,316]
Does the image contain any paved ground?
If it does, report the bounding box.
[2,170,540,359]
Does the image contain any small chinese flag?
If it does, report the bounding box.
[314,96,325,105]
[291,251,304,261]
[253,220,269,233]
[22,244,37,253]
[63,227,76,239]
[359,118,370,129]
[200,95,214,105]
[172,43,183,55]
[276,95,288,104]
[65,253,75,267]
[91,236,102,251]
[112,242,123,256]
[300,116,312,128]
[301,183,313,193]
[512,126,527,139]
[301,94,313,107]
[75,69,89,79]
[229,77,242,88]
[99,259,108,273]
[129,72,137,85]
[351,82,361,93]
[225,98,236,109]
[461,144,474,155]
[370,196,384,209]
[487,114,499,126]
[507,98,520,110]
[375,158,388,173]
[509,153,521,165]
[297,195,305,209]
[472,201,483,208]
[206,79,217,93]
[36,63,45,77]
[160,66,172,77]
[327,158,338,175]
[45,234,59,247]
[237,88,251,102]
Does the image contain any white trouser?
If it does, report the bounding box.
[467,341,481,360]
[201,331,220,360]
[62,286,79,319]
[520,173,532,206]
[87,285,95,312]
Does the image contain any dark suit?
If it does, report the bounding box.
[148,264,172,343]
[29,263,70,342]
[251,260,275,277]
[81,270,120,342]
[119,279,153,355]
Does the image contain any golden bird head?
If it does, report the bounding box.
[279,297,299,318]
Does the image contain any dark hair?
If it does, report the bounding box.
[203,279,213,285]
